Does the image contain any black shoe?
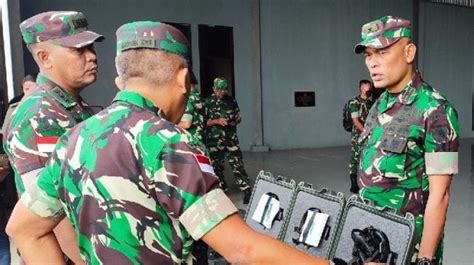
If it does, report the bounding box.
[243,189,251,204]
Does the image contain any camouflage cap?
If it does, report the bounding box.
[354,15,412,54]
[213,77,228,90]
[20,11,104,48]
[116,21,190,61]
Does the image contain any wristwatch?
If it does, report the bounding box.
[416,257,434,265]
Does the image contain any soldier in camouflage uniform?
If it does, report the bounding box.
[355,16,459,265]
[3,11,104,264]
[348,79,373,193]
[178,73,207,150]
[205,78,251,204]
[6,21,331,265]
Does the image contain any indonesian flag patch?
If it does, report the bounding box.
[37,136,59,153]
[194,154,215,175]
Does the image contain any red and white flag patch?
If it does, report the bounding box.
[37,136,59,153]
[194,154,215,175]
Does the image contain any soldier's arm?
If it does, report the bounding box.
[6,202,65,265]
[351,117,364,132]
[7,113,63,191]
[7,140,84,265]
[231,98,242,125]
[419,103,459,260]
[207,118,228,127]
[159,137,329,264]
[418,174,451,260]
[202,214,329,264]
[349,100,364,132]
[179,96,195,129]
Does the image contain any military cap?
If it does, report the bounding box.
[354,15,412,54]
[20,11,104,48]
[116,21,190,61]
[213,77,228,90]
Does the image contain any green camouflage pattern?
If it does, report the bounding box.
[213,77,228,91]
[20,11,103,48]
[3,74,94,194]
[116,21,189,61]
[20,90,237,264]
[355,15,412,54]
[358,72,459,263]
[348,96,373,175]
[205,94,250,191]
[181,88,206,148]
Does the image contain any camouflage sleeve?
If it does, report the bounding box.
[348,99,360,118]
[156,139,237,239]
[19,139,66,220]
[180,94,196,123]
[235,98,241,120]
[424,103,460,175]
[8,112,65,175]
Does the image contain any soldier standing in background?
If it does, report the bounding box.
[178,73,207,150]
[347,79,373,193]
[355,16,459,264]
[205,77,251,204]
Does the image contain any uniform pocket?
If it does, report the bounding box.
[379,126,408,179]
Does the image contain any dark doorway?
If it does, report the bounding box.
[0,20,9,123]
[198,25,234,98]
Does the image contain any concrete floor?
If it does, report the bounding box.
[9,139,474,264]
[229,138,474,264]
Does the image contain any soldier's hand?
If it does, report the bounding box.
[216,118,228,126]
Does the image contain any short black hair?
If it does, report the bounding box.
[22,74,35,84]
[359,79,372,88]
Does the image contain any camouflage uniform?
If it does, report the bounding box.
[181,87,206,149]
[3,11,103,195]
[205,88,251,192]
[348,96,373,176]
[355,16,459,263]
[3,75,96,194]
[19,21,238,264]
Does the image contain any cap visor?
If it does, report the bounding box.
[354,44,367,54]
[354,37,403,54]
[53,31,104,48]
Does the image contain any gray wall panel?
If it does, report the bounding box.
[17,0,473,150]
[19,0,261,150]
[418,3,474,138]
[260,0,413,149]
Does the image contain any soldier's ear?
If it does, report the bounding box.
[34,48,53,69]
[175,67,189,95]
[114,76,124,90]
[404,42,416,64]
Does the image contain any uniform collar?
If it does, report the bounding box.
[392,71,423,105]
[36,73,83,108]
[377,71,422,113]
[113,90,160,116]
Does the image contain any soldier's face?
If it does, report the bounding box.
[363,39,413,93]
[214,89,226,98]
[22,81,36,94]
[359,83,371,95]
[51,44,98,90]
